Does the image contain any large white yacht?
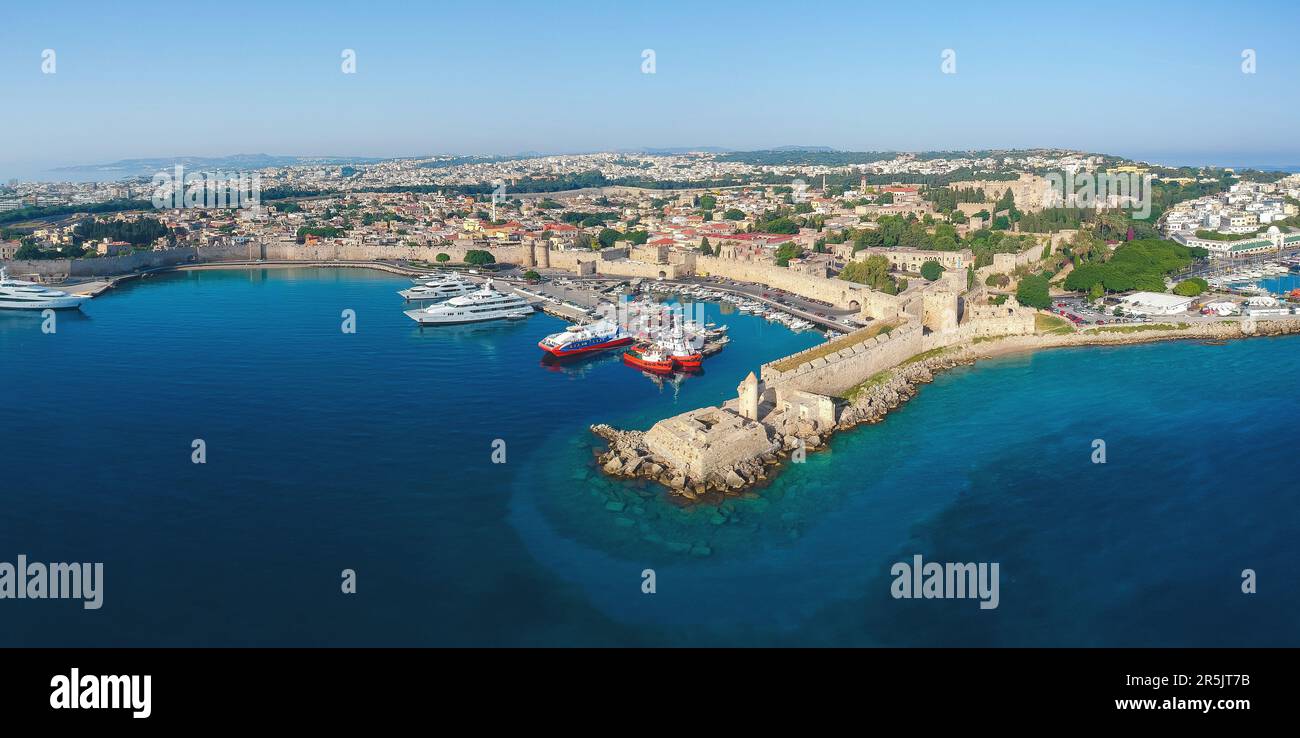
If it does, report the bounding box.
[397,275,477,301]
[0,268,91,311]
[404,279,534,325]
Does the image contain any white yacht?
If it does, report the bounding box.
[404,279,534,325]
[397,275,477,301]
[0,268,91,311]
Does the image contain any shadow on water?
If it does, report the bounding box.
[0,309,93,327]
[539,350,624,375]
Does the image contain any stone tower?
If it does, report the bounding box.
[738,371,760,420]
[921,290,959,333]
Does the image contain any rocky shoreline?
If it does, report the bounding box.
[591,317,1300,502]
[591,347,978,501]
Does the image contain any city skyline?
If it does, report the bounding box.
[2,0,1298,179]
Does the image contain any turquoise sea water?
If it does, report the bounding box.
[1258,274,1300,296]
[0,268,1296,646]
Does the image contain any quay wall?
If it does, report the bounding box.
[256,240,534,265]
[5,244,250,280]
[1,240,547,281]
[759,322,925,397]
[694,256,904,318]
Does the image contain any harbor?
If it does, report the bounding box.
[396,269,838,374]
[5,263,1298,648]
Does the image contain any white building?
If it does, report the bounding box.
[1117,291,1194,315]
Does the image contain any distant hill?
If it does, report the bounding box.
[54,154,390,177]
[637,146,733,155]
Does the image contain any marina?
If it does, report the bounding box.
[4,266,1293,647]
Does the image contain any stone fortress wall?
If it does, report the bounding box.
[627,269,1040,487]
[4,242,251,280]
[759,321,926,397]
[693,255,903,318]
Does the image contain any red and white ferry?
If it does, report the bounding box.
[539,320,634,358]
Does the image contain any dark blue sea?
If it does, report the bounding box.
[1,268,1296,646]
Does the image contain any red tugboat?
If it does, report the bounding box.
[622,344,675,374]
[664,335,703,371]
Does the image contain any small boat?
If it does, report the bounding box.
[664,336,703,371]
[623,345,675,374]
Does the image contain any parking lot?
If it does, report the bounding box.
[1049,297,1159,327]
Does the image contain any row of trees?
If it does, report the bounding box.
[1062,239,1203,294]
[0,198,152,226]
[73,217,170,246]
[839,254,901,294]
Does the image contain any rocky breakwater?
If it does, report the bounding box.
[591,348,977,501]
[591,407,781,502]
[832,347,976,431]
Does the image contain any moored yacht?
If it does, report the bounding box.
[404,279,534,325]
[398,275,477,301]
[0,268,91,311]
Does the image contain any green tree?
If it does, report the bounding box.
[699,237,712,256]
[1173,277,1208,297]
[464,249,495,266]
[760,217,800,235]
[522,270,541,282]
[1016,274,1051,309]
[14,242,46,260]
[435,253,450,263]
[698,194,717,211]
[774,242,804,267]
[839,254,897,293]
[722,208,745,221]
[920,260,945,281]
[596,228,622,249]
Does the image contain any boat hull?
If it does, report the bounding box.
[404,309,533,326]
[622,352,674,374]
[539,336,633,357]
[671,354,703,371]
[0,296,89,310]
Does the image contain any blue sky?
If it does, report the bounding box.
[1,0,1297,176]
